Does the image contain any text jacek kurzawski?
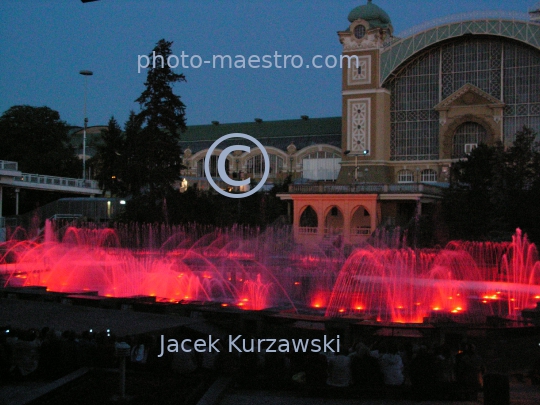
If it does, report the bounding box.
[158,334,340,357]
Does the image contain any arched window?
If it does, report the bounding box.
[197,156,229,177]
[397,170,414,183]
[325,206,344,235]
[386,37,540,160]
[302,151,341,181]
[300,206,319,228]
[421,169,437,183]
[453,122,488,158]
[246,153,284,178]
[351,206,371,235]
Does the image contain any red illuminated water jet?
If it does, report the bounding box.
[325,230,540,322]
[1,223,539,323]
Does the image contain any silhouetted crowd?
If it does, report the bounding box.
[0,326,499,401]
[230,339,487,401]
[0,326,243,383]
[1,326,120,381]
[0,327,192,384]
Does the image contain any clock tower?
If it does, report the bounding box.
[338,0,393,183]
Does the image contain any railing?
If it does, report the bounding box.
[18,174,100,190]
[325,228,343,236]
[289,184,382,194]
[352,227,371,236]
[298,227,318,235]
[298,226,372,236]
[288,183,445,197]
[0,160,19,171]
[50,214,83,220]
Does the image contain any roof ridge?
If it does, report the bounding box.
[186,116,341,129]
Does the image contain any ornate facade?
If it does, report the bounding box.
[284,1,540,246]
[178,1,540,246]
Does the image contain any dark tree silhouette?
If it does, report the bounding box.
[129,39,187,201]
[91,116,125,196]
[0,105,80,216]
[444,127,540,242]
[0,105,79,177]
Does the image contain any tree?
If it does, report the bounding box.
[131,38,187,200]
[121,111,144,196]
[499,127,540,239]
[443,127,540,242]
[0,105,80,216]
[443,143,500,239]
[0,105,79,176]
[91,116,125,196]
[504,127,538,193]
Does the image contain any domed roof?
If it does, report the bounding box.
[348,0,391,28]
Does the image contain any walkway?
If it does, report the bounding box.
[219,383,540,405]
[0,160,101,237]
[0,160,100,195]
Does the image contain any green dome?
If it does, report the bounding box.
[348,0,391,28]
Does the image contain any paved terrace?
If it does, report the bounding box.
[0,296,200,336]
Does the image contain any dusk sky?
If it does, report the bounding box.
[0,0,537,128]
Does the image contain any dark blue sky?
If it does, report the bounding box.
[0,0,536,128]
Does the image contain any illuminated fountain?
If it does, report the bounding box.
[0,223,295,310]
[1,223,540,324]
[326,229,540,322]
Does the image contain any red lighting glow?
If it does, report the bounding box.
[3,225,540,324]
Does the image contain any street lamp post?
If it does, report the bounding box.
[80,70,93,181]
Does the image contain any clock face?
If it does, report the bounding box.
[354,25,366,39]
